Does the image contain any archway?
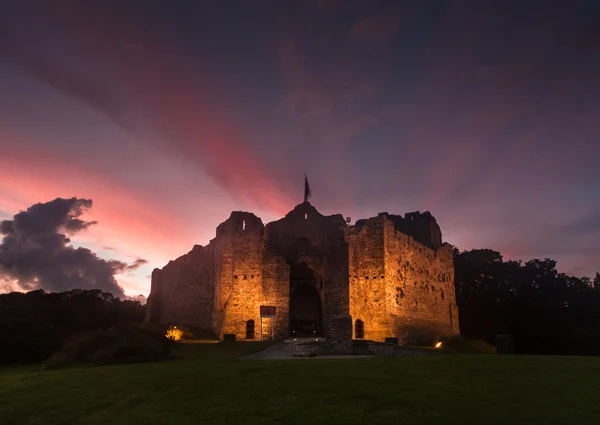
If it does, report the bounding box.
[354,319,364,339]
[289,284,322,337]
[289,262,323,337]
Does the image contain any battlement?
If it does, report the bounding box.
[351,211,442,250]
[377,211,442,250]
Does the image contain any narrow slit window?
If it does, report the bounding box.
[304,213,308,220]
[242,220,246,230]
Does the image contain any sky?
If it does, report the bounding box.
[0,0,599,298]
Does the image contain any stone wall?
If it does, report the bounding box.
[214,212,265,340]
[382,211,442,249]
[347,216,391,341]
[265,202,346,257]
[146,244,215,329]
[383,218,459,344]
[260,250,290,338]
[323,241,351,332]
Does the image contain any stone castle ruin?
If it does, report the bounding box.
[146,201,459,345]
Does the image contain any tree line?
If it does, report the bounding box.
[0,289,144,364]
[454,248,600,355]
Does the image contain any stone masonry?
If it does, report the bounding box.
[146,202,460,345]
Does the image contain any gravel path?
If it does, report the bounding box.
[243,339,373,360]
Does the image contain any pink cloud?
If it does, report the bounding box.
[0,130,201,293]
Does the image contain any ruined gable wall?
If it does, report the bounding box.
[265,203,346,255]
[146,244,215,329]
[347,217,391,342]
[265,202,350,339]
[214,212,265,340]
[383,219,459,344]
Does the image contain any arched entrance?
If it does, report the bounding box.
[289,262,323,337]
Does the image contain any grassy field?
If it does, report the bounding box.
[1,342,599,425]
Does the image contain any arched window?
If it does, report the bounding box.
[355,319,364,339]
[246,320,255,339]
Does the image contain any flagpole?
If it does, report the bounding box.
[304,173,307,203]
[304,173,311,203]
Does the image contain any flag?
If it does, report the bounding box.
[304,173,311,202]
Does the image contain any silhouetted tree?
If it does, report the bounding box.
[454,249,600,355]
[0,289,144,364]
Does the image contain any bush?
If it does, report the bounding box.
[45,323,173,369]
[0,320,62,364]
[143,322,216,341]
[439,335,497,354]
[398,326,437,347]
[165,326,189,341]
[0,289,146,364]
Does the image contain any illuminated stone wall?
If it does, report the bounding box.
[347,216,390,341]
[260,251,290,338]
[347,214,458,343]
[213,212,265,339]
[383,217,459,344]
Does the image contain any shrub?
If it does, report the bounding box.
[45,323,173,369]
[439,335,497,354]
[398,326,437,347]
[0,289,146,364]
[165,325,186,341]
[146,323,216,341]
[0,319,61,364]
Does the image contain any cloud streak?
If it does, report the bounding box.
[0,1,297,217]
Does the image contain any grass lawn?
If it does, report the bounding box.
[1,342,599,425]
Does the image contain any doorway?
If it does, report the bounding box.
[289,263,323,337]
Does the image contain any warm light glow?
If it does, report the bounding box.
[435,341,443,349]
[166,325,184,341]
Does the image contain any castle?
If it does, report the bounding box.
[145,201,459,345]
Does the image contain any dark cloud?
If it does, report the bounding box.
[122,258,149,273]
[0,197,134,297]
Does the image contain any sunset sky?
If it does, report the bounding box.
[1,0,599,298]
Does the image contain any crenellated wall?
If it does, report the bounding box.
[382,211,443,250]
